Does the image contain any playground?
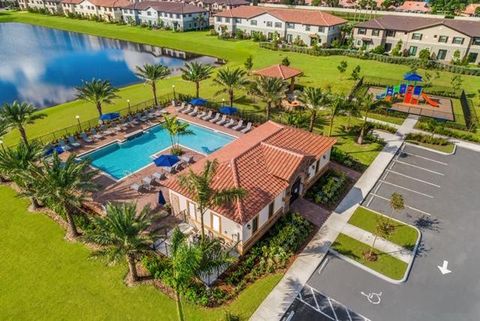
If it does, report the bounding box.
[369,72,454,121]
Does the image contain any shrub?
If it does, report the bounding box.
[330,147,367,172]
[306,170,349,207]
[405,133,450,146]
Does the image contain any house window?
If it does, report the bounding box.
[412,32,422,40]
[274,22,282,28]
[437,49,447,60]
[225,17,230,23]
[268,202,275,218]
[408,46,417,56]
[357,28,366,35]
[216,16,221,22]
[452,37,464,45]
[187,201,196,221]
[305,25,310,31]
[235,18,241,23]
[286,22,295,29]
[438,35,448,43]
[386,30,396,37]
[252,216,258,233]
[467,52,478,63]
[266,21,272,27]
[211,214,220,233]
[473,38,480,46]
[250,19,257,26]
[372,29,380,36]
[147,11,151,16]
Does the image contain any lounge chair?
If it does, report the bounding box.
[232,119,244,131]
[182,105,193,114]
[216,115,227,125]
[58,139,72,151]
[152,172,165,181]
[188,106,199,117]
[129,116,140,126]
[139,112,148,122]
[91,129,103,140]
[224,119,235,128]
[67,136,81,148]
[196,110,207,119]
[240,122,252,133]
[209,113,220,123]
[177,102,186,112]
[142,176,153,189]
[202,110,213,120]
[181,155,193,163]
[130,183,142,193]
[164,166,174,174]
[80,132,93,143]
[100,125,114,136]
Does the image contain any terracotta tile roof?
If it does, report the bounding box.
[200,0,249,5]
[252,64,302,80]
[396,1,430,12]
[215,6,347,26]
[124,1,208,13]
[356,15,480,37]
[62,0,82,4]
[163,121,336,224]
[463,3,480,15]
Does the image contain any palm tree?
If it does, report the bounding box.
[298,87,330,132]
[326,95,348,137]
[213,67,248,107]
[178,159,247,240]
[365,216,396,261]
[0,101,46,146]
[167,228,202,321]
[250,76,287,120]
[0,140,43,208]
[76,79,119,117]
[27,153,97,238]
[163,115,193,155]
[135,63,171,106]
[355,93,389,144]
[180,62,213,98]
[88,202,156,283]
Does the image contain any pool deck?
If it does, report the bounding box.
[66,106,246,215]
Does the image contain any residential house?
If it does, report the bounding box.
[20,0,63,12]
[62,0,131,21]
[353,15,480,64]
[214,6,346,46]
[163,121,336,254]
[194,0,249,13]
[462,3,480,17]
[395,1,431,13]
[122,1,209,30]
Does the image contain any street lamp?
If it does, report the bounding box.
[172,84,176,100]
[75,115,82,132]
[127,99,131,114]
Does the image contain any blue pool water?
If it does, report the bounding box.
[80,123,234,180]
[0,23,215,107]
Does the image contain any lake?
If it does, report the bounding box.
[0,23,216,107]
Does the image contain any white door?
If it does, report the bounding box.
[188,201,196,220]
[212,214,220,233]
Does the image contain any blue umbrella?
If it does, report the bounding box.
[153,154,180,167]
[403,72,423,82]
[158,191,166,205]
[219,106,238,115]
[189,98,207,106]
[99,112,120,121]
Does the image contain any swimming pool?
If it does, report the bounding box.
[80,122,235,180]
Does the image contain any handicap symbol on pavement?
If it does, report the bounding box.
[361,291,382,305]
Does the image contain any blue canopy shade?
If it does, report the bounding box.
[219,106,238,115]
[189,98,207,106]
[153,154,180,167]
[403,72,423,82]
[100,112,120,121]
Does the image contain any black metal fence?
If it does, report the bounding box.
[460,90,478,130]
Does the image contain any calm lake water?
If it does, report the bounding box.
[0,23,216,107]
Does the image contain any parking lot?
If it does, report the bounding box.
[284,144,480,321]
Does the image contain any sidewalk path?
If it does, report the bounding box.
[341,223,413,263]
[250,115,418,321]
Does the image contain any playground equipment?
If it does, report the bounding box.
[375,72,439,107]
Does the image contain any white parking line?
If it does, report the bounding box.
[378,179,434,198]
[394,159,445,176]
[401,151,449,166]
[297,291,335,320]
[369,193,432,216]
[386,169,441,188]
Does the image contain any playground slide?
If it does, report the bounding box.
[404,91,413,104]
[422,93,440,107]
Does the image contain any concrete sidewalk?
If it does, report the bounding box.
[250,115,418,321]
[342,223,413,263]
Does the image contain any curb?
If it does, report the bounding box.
[404,141,456,156]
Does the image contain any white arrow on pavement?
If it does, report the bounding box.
[438,260,452,275]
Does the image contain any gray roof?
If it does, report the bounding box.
[124,1,208,14]
[356,15,480,37]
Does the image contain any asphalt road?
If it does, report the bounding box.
[284,144,480,321]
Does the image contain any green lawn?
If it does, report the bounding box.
[348,206,419,250]
[332,233,408,281]
[1,11,480,150]
[406,140,455,153]
[0,186,281,321]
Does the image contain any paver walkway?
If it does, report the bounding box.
[250,115,418,321]
[341,223,413,263]
[291,198,330,227]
